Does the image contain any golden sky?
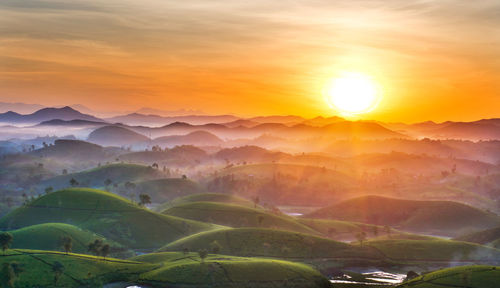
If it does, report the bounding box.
[1,0,499,122]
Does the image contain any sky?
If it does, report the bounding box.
[0,0,499,122]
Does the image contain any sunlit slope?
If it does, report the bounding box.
[133,252,331,288]
[0,249,330,288]
[159,228,383,260]
[0,188,220,250]
[132,178,205,203]
[39,163,162,191]
[364,239,500,263]
[161,202,319,234]
[397,265,500,288]
[5,223,128,256]
[156,193,256,212]
[455,226,500,247]
[306,195,500,236]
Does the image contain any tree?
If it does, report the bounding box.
[198,249,208,263]
[0,232,13,254]
[355,231,367,246]
[62,169,68,175]
[139,194,151,206]
[183,247,189,255]
[104,178,112,187]
[152,163,159,169]
[182,174,187,179]
[69,178,79,187]
[100,244,110,260]
[88,239,103,256]
[252,196,260,208]
[210,241,222,254]
[60,236,72,255]
[52,261,64,285]
[44,186,54,195]
[124,181,136,191]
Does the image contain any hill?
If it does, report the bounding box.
[87,125,149,146]
[455,226,500,246]
[159,228,383,260]
[0,249,330,288]
[397,265,500,288]
[153,130,223,147]
[155,193,256,211]
[6,223,129,256]
[161,202,320,234]
[39,163,162,191]
[0,106,103,124]
[305,195,500,236]
[0,188,220,250]
[297,218,391,241]
[30,139,118,162]
[131,178,206,203]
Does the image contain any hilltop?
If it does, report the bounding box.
[155,193,256,211]
[87,125,149,146]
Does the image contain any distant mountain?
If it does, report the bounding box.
[427,122,500,140]
[135,107,205,116]
[0,102,45,114]
[249,115,305,124]
[87,126,150,146]
[0,106,103,124]
[153,131,223,147]
[301,116,344,126]
[37,119,108,127]
[105,113,239,126]
[222,119,260,128]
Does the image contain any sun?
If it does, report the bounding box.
[324,72,381,116]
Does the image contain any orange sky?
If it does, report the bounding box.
[0,0,499,122]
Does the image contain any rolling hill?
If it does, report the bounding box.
[0,106,103,124]
[455,226,500,247]
[131,178,206,203]
[305,195,500,236]
[155,193,256,211]
[0,188,221,250]
[161,201,320,234]
[153,130,223,147]
[87,125,149,146]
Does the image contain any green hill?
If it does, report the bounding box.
[155,193,256,212]
[131,178,205,204]
[305,195,500,236]
[455,226,500,246]
[159,227,383,261]
[0,249,330,288]
[0,188,221,250]
[5,223,129,256]
[39,163,162,192]
[161,201,320,234]
[365,239,500,262]
[397,265,500,288]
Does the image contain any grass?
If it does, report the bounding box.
[305,195,500,236]
[131,178,205,204]
[159,227,383,260]
[161,201,320,234]
[0,249,330,288]
[155,193,256,212]
[4,223,131,257]
[0,188,221,250]
[397,265,500,288]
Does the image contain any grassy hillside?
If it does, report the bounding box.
[297,218,387,240]
[159,227,383,261]
[365,239,500,262]
[132,178,205,203]
[305,195,500,236]
[455,226,500,246]
[161,201,320,234]
[0,249,330,288]
[155,193,256,212]
[397,265,500,288]
[5,223,129,256]
[39,163,162,191]
[0,188,220,250]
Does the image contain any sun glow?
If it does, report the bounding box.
[325,72,381,116]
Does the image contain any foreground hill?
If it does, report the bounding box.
[155,193,256,212]
[6,223,129,256]
[0,188,220,250]
[0,249,330,288]
[39,163,162,191]
[87,125,149,146]
[161,201,319,234]
[305,195,500,236]
[397,265,500,288]
[131,178,205,203]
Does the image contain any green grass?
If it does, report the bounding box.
[4,223,130,257]
[156,193,256,212]
[159,227,383,260]
[0,188,222,250]
[297,218,389,239]
[0,249,330,288]
[131,178,205,204]
[161,201,320,234]
[397,265,500,288]
[39,163,162,191]
[364,239,500,262]
[306,195,500,237]
[133,252,331,288]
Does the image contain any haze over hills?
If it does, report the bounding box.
[0,106,103,124]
